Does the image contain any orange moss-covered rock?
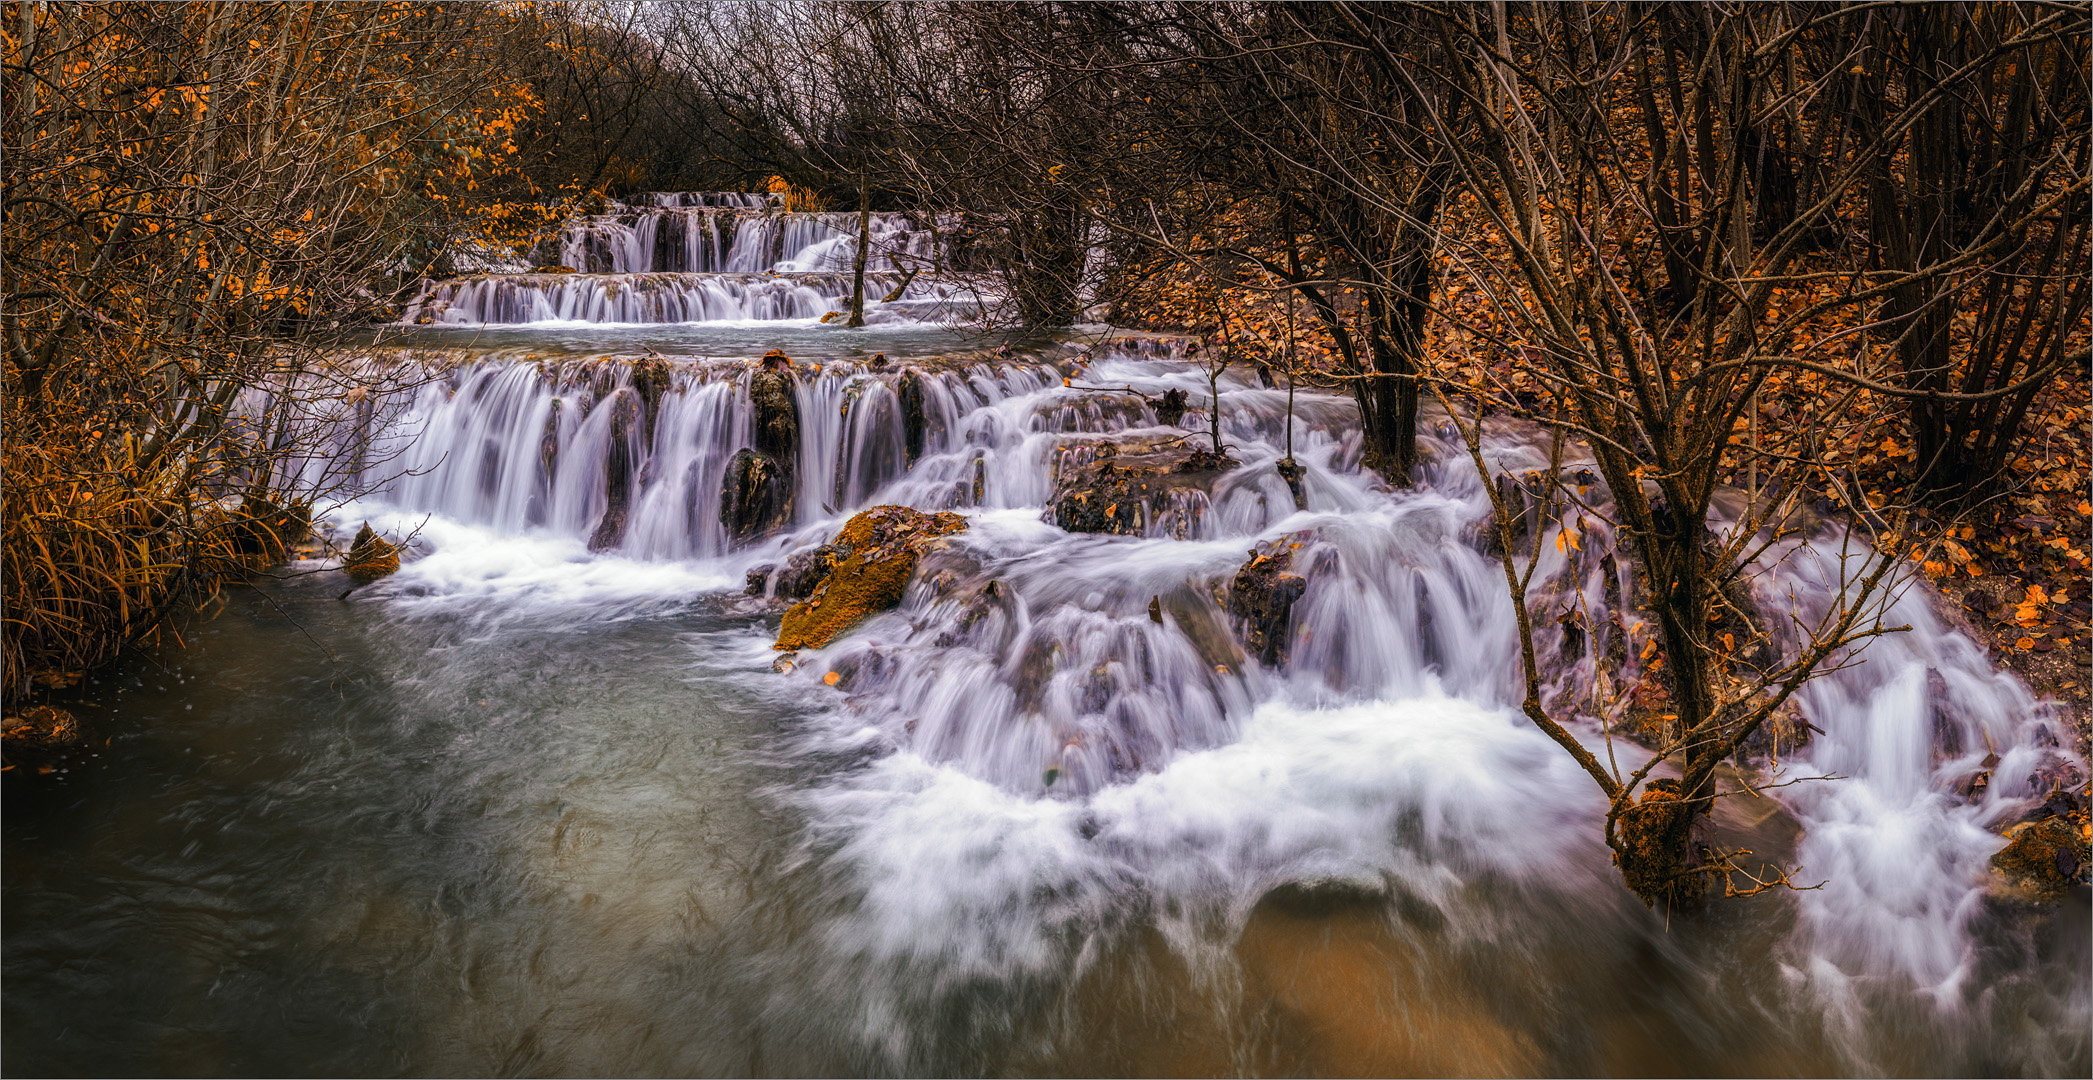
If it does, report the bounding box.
[343,523,400,582]
[775,505,966,650]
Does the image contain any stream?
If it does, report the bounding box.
[5,193,2086,1077]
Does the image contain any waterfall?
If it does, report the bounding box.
[310,192,2082,1057]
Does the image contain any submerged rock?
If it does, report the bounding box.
[776,506,967,651]
[343,523,400,581]
[1228,540,1309,667]
[1155,387,1189,427]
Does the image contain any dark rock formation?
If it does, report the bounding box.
[1276,457,1307,512]
[587,391,640,551]
[1048,440,1232,538]
[1228,540,1309,667]
[752,350,800,477]
[721,448,792,546]
[344,523,400,582]
[1155,388,1189,427]
[776,506,967,651]
[630,356,674,437]
[717,352,802,548]
[899,368,930,465]
[778,544,840,599]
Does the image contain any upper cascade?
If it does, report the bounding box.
[403,191,971,326]
[558,205,937,276]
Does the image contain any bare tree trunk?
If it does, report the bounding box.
[846,171,870,327]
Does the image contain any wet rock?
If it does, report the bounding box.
[1734,699,1818,766]
[752,350,800,479]
[1276,457,1307,512]
[776,506,967,651]
[1048,440,1228,538]
[721,448,792,546]
[587,391,640,551]
[1155,388,1190,427]
[1991,815,2091,901]
[776,544,840,600]
[343,523,400,582]
[630,356,674,437]
[745,565,774,595]
[898,369,930,465]
[1229,540,1309,667]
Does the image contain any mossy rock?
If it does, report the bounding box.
[344,523,400,582]
[776,506,966,650]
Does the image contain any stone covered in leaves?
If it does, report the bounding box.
[1228,539,1308,667]
[343,523,400,581]
[1048,440,1234,537]
[1991,813,2091,901]
[1,704,81,749]
[775,506,967,651]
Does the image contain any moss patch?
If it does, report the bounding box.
[1613,780,1710,911]
[775,506,966,651]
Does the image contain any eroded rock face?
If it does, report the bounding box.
[898,369,930,465]
[344,523,400,581]
[1048,440,1233,538]
[721,448,792,546]
[776,505,966,651]
[1228,539,1308,667]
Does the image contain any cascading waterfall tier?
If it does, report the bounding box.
[401,192,975,326]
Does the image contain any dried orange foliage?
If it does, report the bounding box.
[2,1,554,700]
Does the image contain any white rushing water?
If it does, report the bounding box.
[404,196,982,326]
[294,193,2085,1070]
